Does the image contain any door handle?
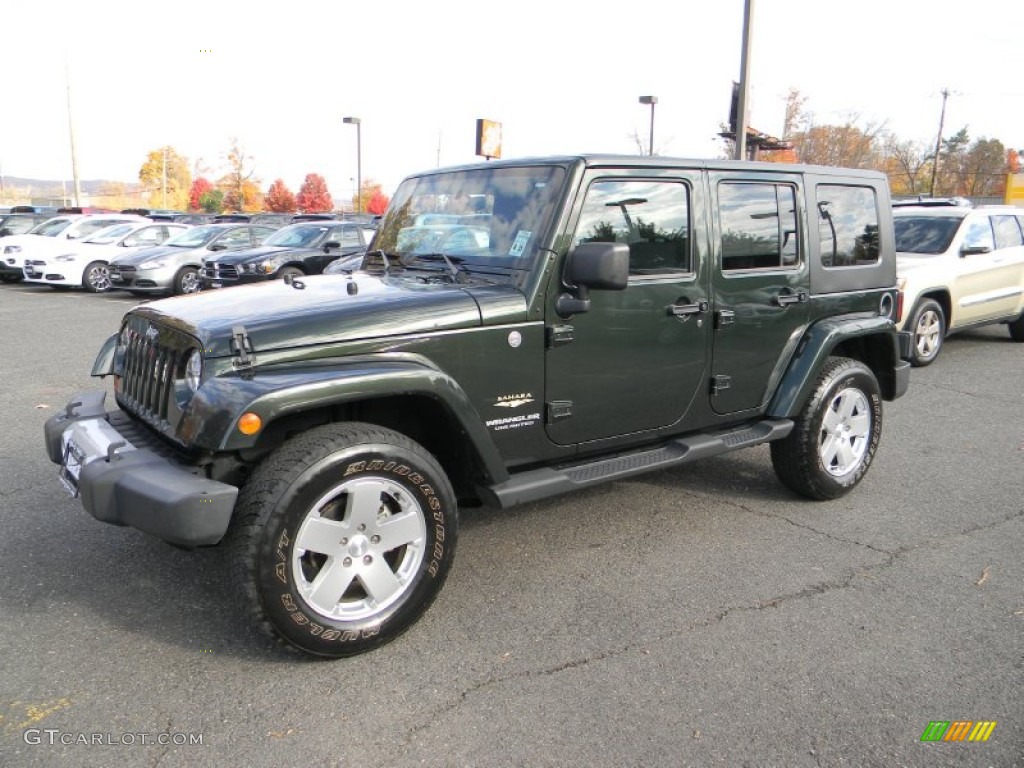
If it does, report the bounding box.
[668,299,709,317]
[774,290,807,308]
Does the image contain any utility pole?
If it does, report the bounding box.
[162,147,168,210]
[733,0,754,161]
[929,88,950,197]
[65,56,82,207]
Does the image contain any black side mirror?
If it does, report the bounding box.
[556,241,629,317]
[323,241,340,252]
[209,243,227,252]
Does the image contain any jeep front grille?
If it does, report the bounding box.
[117,318,196,431]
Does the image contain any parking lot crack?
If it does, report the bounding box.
[916,380,1023,406]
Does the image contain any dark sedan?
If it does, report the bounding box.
[200,221,373,288]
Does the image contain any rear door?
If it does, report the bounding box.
[954,213,1024,324]
[708,173,809,415]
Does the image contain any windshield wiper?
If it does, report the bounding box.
[362,249,397,272]
[405,253,471,283]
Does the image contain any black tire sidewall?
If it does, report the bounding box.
[253,439,456,657]
[805,364,882,495]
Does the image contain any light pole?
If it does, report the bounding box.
[343,117,362,213]
[638,96,657,156]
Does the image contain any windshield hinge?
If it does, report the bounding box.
[231,325,255,369]
[546,325,575,348]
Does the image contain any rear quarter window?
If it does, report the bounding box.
[816,185,880,268]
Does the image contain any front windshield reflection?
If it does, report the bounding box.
[373,165,566,272]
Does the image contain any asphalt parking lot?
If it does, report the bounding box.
[0,283,1021,767]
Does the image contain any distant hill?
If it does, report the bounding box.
[0,176,132,195]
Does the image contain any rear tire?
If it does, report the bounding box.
[1008,314,1024,342]
[228,422,458,657]
[771,357,882,500]
[907,299,944,366]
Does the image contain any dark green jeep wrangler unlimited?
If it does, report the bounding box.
[45,155,910,657]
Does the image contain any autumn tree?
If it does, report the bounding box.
[934,129,1007,198]
[366,189,390,215]
[881,137,933,196]
[188,178,214,211]
[138,146,192,210]
[218,137,259,212]
[265,179,297,212]
[224,180,264,212]
[352,179,388,214]
[296,173,333,212]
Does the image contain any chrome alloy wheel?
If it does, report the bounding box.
[85,264,111,292]
[818,387,871,477]
[291,477,427,622]
[914,308,942,361]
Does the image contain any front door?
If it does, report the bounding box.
[545,172,709,446]
[709,174,809,415]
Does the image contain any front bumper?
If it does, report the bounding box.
[109,265,176,292]
[44,391,238,547]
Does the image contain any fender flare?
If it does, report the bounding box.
[767,314,902,418]
[180,354,508,483]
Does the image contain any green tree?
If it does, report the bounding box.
[138,146,191,210]
[199,189,224,213]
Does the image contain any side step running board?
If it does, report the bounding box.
[481,418,793,509]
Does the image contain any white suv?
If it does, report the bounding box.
[893,204,1024,365]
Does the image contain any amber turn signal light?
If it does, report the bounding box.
[237,412,262,435]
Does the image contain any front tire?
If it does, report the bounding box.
[771,357,882,500]
[229,423,458,657]
[908,299,945,366]
[82,261,111,293]
[173,266,201,295]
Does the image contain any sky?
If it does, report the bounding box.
[1,0,1021,203]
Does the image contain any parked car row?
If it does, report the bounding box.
[0,212,372,295]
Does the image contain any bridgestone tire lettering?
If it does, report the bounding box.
[228,422,458,658]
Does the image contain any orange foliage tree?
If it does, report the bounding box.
[265,179,297,212]
[296,174,333,212]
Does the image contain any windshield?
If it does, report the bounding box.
[262,224,330,248]
[164,225,221,247]
[84,224,135,244]
[894,216,962,254]
[30,218,74,237]
[373,165,567,271]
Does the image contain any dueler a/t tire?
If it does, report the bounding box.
[771,357,882,500]
[228,422,458,658]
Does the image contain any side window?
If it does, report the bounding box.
[339,227,361,245]
[719,182,799,271]
[992,215,1023,249]
[573,179,690,276]
[962,217,995,250]
[216,229,253,248]
[815,185,879,268]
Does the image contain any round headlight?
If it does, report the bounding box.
[185,349,203,392]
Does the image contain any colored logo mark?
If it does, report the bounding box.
[921,721,997,742]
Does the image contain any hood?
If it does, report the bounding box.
[111,244,190,266]
[895,253,941,274]
[206,245,299,265]
[129,273,528,357]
